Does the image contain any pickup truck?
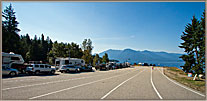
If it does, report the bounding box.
[26,64,56,75]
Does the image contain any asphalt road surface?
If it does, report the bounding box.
[2,66,206,100]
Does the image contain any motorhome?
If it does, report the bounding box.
[55,57,85,70]
[2,52,26,73]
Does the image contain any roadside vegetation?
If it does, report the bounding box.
[163,67,205,93]
[2,4,109,66]
[179,10,205,79]
[162,10,206,93]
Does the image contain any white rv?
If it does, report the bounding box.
[55,58,85,69]
[2,52,26,73]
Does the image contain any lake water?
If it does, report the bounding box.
[128,61,185,70]
[155,62,185,70]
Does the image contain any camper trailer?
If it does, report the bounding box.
[55,58,85,70]
[2,52,26,73]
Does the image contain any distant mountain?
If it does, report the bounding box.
[99,48,184,67]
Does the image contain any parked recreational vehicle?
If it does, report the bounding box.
[2,52,26,73]
[55,58,85,70]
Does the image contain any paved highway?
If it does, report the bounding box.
[2,66,205,100]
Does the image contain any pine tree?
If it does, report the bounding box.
[199,11,205,74]
[2,4,21,53]
[179,12,205,77]
[179,54,195,73]
[19,34,31,62]
[102,53,109,64]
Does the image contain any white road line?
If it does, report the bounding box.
[158,67,205,97]
[151,67,163,99]
[3,76,40,81]
[101,68,146,99]
[2,72,89,82]
[2,72,119,91]
[29,69,140,100]
[3,68,137,90]
[3,78,38,82]
[3,76,89,91]
[3,73,101,83]
[3,67,131,82]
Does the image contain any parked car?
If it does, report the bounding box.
[2,65,19,77]
[80,65,93,72]
[58,65,68,73]
[95,64,109,70]
[59,65,81,73]
[26,64,56,75]
[106,63,113,70]
[116,63,123,69]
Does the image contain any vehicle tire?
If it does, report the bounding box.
[50,70,55,74]
[66,69,70,73]
[35,71,40,75]
[9,72,17,77]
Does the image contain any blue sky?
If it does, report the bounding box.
[2,2,205,54]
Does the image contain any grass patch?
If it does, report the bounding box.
[179,77,205,87]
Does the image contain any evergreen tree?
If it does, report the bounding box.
[2,4,92,65]
[102,53,109,63]
[70,42,83,58]
[19,34,31,62]
[198,11,205,74]
[180,54,195,73]
[29,35,39,61]
[2,4,21,53]
[179,12,205,77]
[40,34,48,62]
